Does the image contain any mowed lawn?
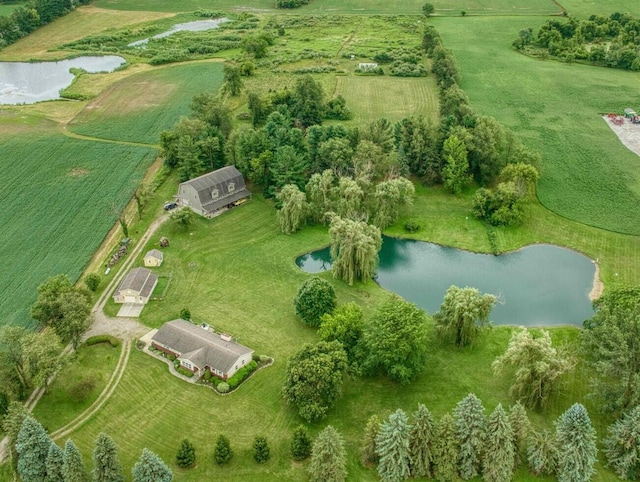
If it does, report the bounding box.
[38,198,619,481]
[434,15,640,235]
[69,62,225,145]
[0,120,155,327]
[336,75,439,126]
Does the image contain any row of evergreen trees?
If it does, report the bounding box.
[362,394,640,482]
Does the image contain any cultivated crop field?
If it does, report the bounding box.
[69,61,225,144]
[0,122,155,327]
[435,15,640,235]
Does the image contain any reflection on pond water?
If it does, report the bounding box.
[296,236,595,327]
[0,56,125,105]
[127,18,230,47]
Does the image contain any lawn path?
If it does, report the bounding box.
[59,125,160,149]
[0,214,168,463]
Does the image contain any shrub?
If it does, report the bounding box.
[217,382,230,394]
[179,308,191,320]
[69,377,97,402]
[259,355,271,364]
[168,354,177,362]
[203,371,212,381]
[84,273,101,292]
[177,367,194,378]
[85,335,120,348]
[294,277,337,327]
[227,361,258,389]
[404,219,422,233]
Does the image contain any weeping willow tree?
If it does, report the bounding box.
[329,216,382,285]
[276,184,309,234]
[371,177,415,229]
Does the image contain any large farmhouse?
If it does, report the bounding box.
[176,165,251,218]
[151,319,254,380]
[112,267,157,304]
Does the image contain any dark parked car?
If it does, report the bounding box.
[163,202,178,211]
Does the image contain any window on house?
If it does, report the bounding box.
[211,188,219,199]
[228,182,235,193]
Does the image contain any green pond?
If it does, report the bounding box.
[295,236,596,327]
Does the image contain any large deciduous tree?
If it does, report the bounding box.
[363,295,430,384]
[293,277,336,327]
[453,393,487,480]
[482,404,515,482]
[282,341,348,422]
[441,134,472,195]
[434,285,496,347]
[2,401,29,463]
[493,329,574,410]
[376,409,412,482]
[329,216,382,285]
[16,416,51,482]
[276,184,309,234]
[222,62,243,96]
[409,404,435,478]
[292,75,325,128]
[92,432,124,482]
[604,405,640,480]
[554,403,598,482]
[308,425,347,482]
[132,449,172,482]
[318,302,364,364]
[581,287,640,413]
[371,178,415,230]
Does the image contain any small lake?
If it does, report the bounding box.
[127,18,230,47]
[0,56,125,105]
[296,237,596,327]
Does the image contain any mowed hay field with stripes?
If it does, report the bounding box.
[335,75,439,126]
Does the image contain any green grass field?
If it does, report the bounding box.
[434,15,640,235]
[68,62,225,144]
[0,1,26,16]
[32,198,620,481]
[0,120,155,327]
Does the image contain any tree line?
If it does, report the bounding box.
[0,0,88,49]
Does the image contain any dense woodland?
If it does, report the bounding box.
[514,12,640,69]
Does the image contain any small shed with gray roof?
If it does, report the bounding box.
[151,319,254,380]
[144,249,164,267]
[176,165,251,218]
[112,267,158,304]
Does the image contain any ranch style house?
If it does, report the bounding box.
[112,267,157,305]
[151,319,254,380]
[176,165,251,218]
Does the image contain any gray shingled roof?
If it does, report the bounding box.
[151,319,253,374]
[145,249,163,260]
[114,267,157,297]
[179,165,250,213]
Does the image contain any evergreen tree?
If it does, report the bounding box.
[453,393,487,480]
[215,435,233,465]
[432,413,459,482]
[308,425,347,482]
[555,403,598,482]
[375,409,412,482]
[92,433,124,482]
[482,404,515,482]
[361,414,381,466]
[175,438,196,469]
[16,416,51,482]
[527,430,557,476]
[509,402,531,467]
[63,439,88,482]
[253,435,270,463]
[409,404,435,478]
[45,443,65,482]
[291,425,312,461]
[132,449,172,482]
[604,406,640,480]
